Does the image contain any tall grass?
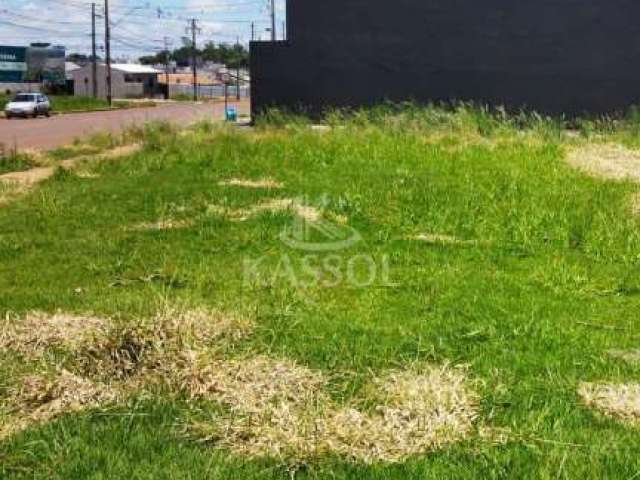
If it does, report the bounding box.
[0,143,37,174]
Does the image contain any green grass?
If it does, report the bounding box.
[170,93,195,102]
[1,107,640,478]
[49,95,111,112]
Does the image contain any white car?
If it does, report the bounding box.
[4,93,51,119]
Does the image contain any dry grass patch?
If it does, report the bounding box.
[18,149,51,167]
[218,178,283,189]
[630,192,640,217]
[75,171,100,179]
[0,307,253,442]
[74,307,253,382]
[0,165,57,187]
[1,309,483,462]
[0,311,109,358]
[0,308,252,373]
[101,143,141,159]
[578,382,640,425]
[208,198,321,223]
[324,366,479,463]
[63,143,142,163]
[410,233,480,247]
[1,309,480,462]
[566,144,640,182]
[607,349,640,365]
[127,218,195,232]
[188,361,480,463]
[0,370,118,441]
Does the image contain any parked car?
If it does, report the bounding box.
[4,93,51,119]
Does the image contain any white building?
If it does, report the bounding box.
[72,63,160,99]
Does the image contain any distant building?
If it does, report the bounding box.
[0,43,65,91]
[65,62,81,81]
[0,46,28,83]
[72,63,160,99]
[157,72,219,86]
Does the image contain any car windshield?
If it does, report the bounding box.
[12,94,36,102]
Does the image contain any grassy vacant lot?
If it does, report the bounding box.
[0,94,155,114]
[1,107,640,479]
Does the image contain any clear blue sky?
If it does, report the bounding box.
[0,0,285,60]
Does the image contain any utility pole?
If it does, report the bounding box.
[91,3,97,98]
[251,22,255,42]
[162,36,171,99]
[104,0,112,106]
[270,0,276,42]
[236,36,241,100]
[186,18,200,102]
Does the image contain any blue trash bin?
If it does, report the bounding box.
[225,106,237,122]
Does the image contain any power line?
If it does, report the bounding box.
[2,0,277,57]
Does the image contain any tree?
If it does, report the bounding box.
[201,41,248,68]
[138,41,248,68]
[139,50,170,66]
[67,53,97,65]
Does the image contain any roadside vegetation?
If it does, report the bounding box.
[0,93,158,116]
[0,146,38,175]
[0,125,143,176]
[1,105,640,478]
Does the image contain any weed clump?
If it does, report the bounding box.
[0,144,38,175]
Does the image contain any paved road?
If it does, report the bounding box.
[0,101,249,151]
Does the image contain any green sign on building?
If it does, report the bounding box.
[0,44,66,84]
[0,46,28,82]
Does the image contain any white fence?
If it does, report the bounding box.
[169,84,250,99]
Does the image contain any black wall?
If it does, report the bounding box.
[251,0,640,116]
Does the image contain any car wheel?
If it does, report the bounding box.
[32,111,38,119]
[45,110,50,117]
[5,114,11,120]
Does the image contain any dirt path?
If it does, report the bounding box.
[0,144,143,207]
[0,101,249,151]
